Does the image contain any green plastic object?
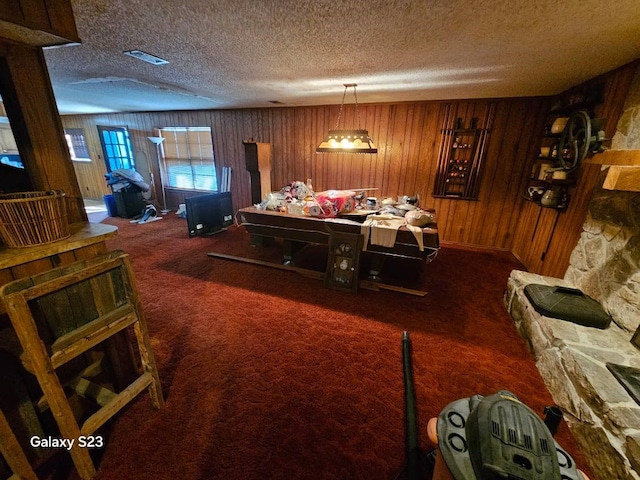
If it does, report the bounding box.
[524,284,611,329]
[607,363,640,406]
[436,391,582,480]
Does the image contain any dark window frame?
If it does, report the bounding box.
[64,128,91,162]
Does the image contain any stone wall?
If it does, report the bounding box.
[564,178,640,332]
[564,63,640,333]
[611,65,640,150]
[505,271,640,480]
[505,63,640,480]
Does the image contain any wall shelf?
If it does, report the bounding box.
[433,103,495,200]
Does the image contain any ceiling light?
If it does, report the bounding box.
[124,50,169,65]
[316,84,377,154]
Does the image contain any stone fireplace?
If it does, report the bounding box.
[505,67,640,480]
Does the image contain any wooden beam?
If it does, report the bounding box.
[70,377,117,407]
[80,372,153,436]
[0,42,86,223]
[0,0,80,46]
[50,304,138,368]
[603,166,640,192]
[586,149,640,166]
[36,354,107,412]
[206,251,427,296]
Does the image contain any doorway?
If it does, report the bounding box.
[97,125,135,172]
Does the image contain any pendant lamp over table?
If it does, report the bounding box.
[316,83,377,154]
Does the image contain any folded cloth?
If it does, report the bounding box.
[360,214,405,250]
[361,216,374,250]
[405,224,424,252]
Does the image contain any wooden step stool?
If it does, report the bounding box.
[0,250,164,479]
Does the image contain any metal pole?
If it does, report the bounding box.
[157,143,169,213]
[147,136,169,214]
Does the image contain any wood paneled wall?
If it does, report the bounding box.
[72,160,109,199]
[62,98,545,248]
[61,59,637,274]
[512,61,638,277]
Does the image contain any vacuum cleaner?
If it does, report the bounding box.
[400,331,590,480]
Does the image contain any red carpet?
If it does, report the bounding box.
[47,214,589,479]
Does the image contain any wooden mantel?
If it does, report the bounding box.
[585,150,640,192]
[586,149,640,166]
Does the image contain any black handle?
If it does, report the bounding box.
[402,331,422,480]
[553,286,584,296]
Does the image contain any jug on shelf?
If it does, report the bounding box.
[541,188,561,207]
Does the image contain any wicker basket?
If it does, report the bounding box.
[0,190,70,248]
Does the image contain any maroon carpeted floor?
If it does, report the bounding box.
[48,214,590,479]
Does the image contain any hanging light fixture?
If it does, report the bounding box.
[316,83,377,154]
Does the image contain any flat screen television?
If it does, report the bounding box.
[185,191,233,237]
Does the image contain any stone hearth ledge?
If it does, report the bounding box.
[505,269,640,480]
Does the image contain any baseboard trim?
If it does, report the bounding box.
[439,240,512,253]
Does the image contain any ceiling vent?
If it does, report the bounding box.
[123,50,169,65]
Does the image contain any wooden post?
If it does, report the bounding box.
[243,141,272,205]
[0,43,86,223]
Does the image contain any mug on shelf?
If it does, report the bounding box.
[527,186,545,201]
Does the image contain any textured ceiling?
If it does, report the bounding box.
[40,0,640,115]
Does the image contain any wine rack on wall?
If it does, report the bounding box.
[433,102,496,200]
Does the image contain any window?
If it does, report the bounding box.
[97,126,135,172]
[64,128,91,162]
[158,127,217,191]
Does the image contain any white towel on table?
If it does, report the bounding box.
[360,214,406,250]
[405,224,424,252]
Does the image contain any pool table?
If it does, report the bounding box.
[236,206,439,268]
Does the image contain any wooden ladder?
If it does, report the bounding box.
[0,408,38,480]
[0,250,164,479]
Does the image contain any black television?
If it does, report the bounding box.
[185,191,233,237]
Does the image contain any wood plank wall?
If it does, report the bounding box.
[60,59,637,275]
[511,61,637,277]
[62,98,545,248]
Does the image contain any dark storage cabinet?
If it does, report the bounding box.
[243,141,271,205]
[113,190,145,218]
